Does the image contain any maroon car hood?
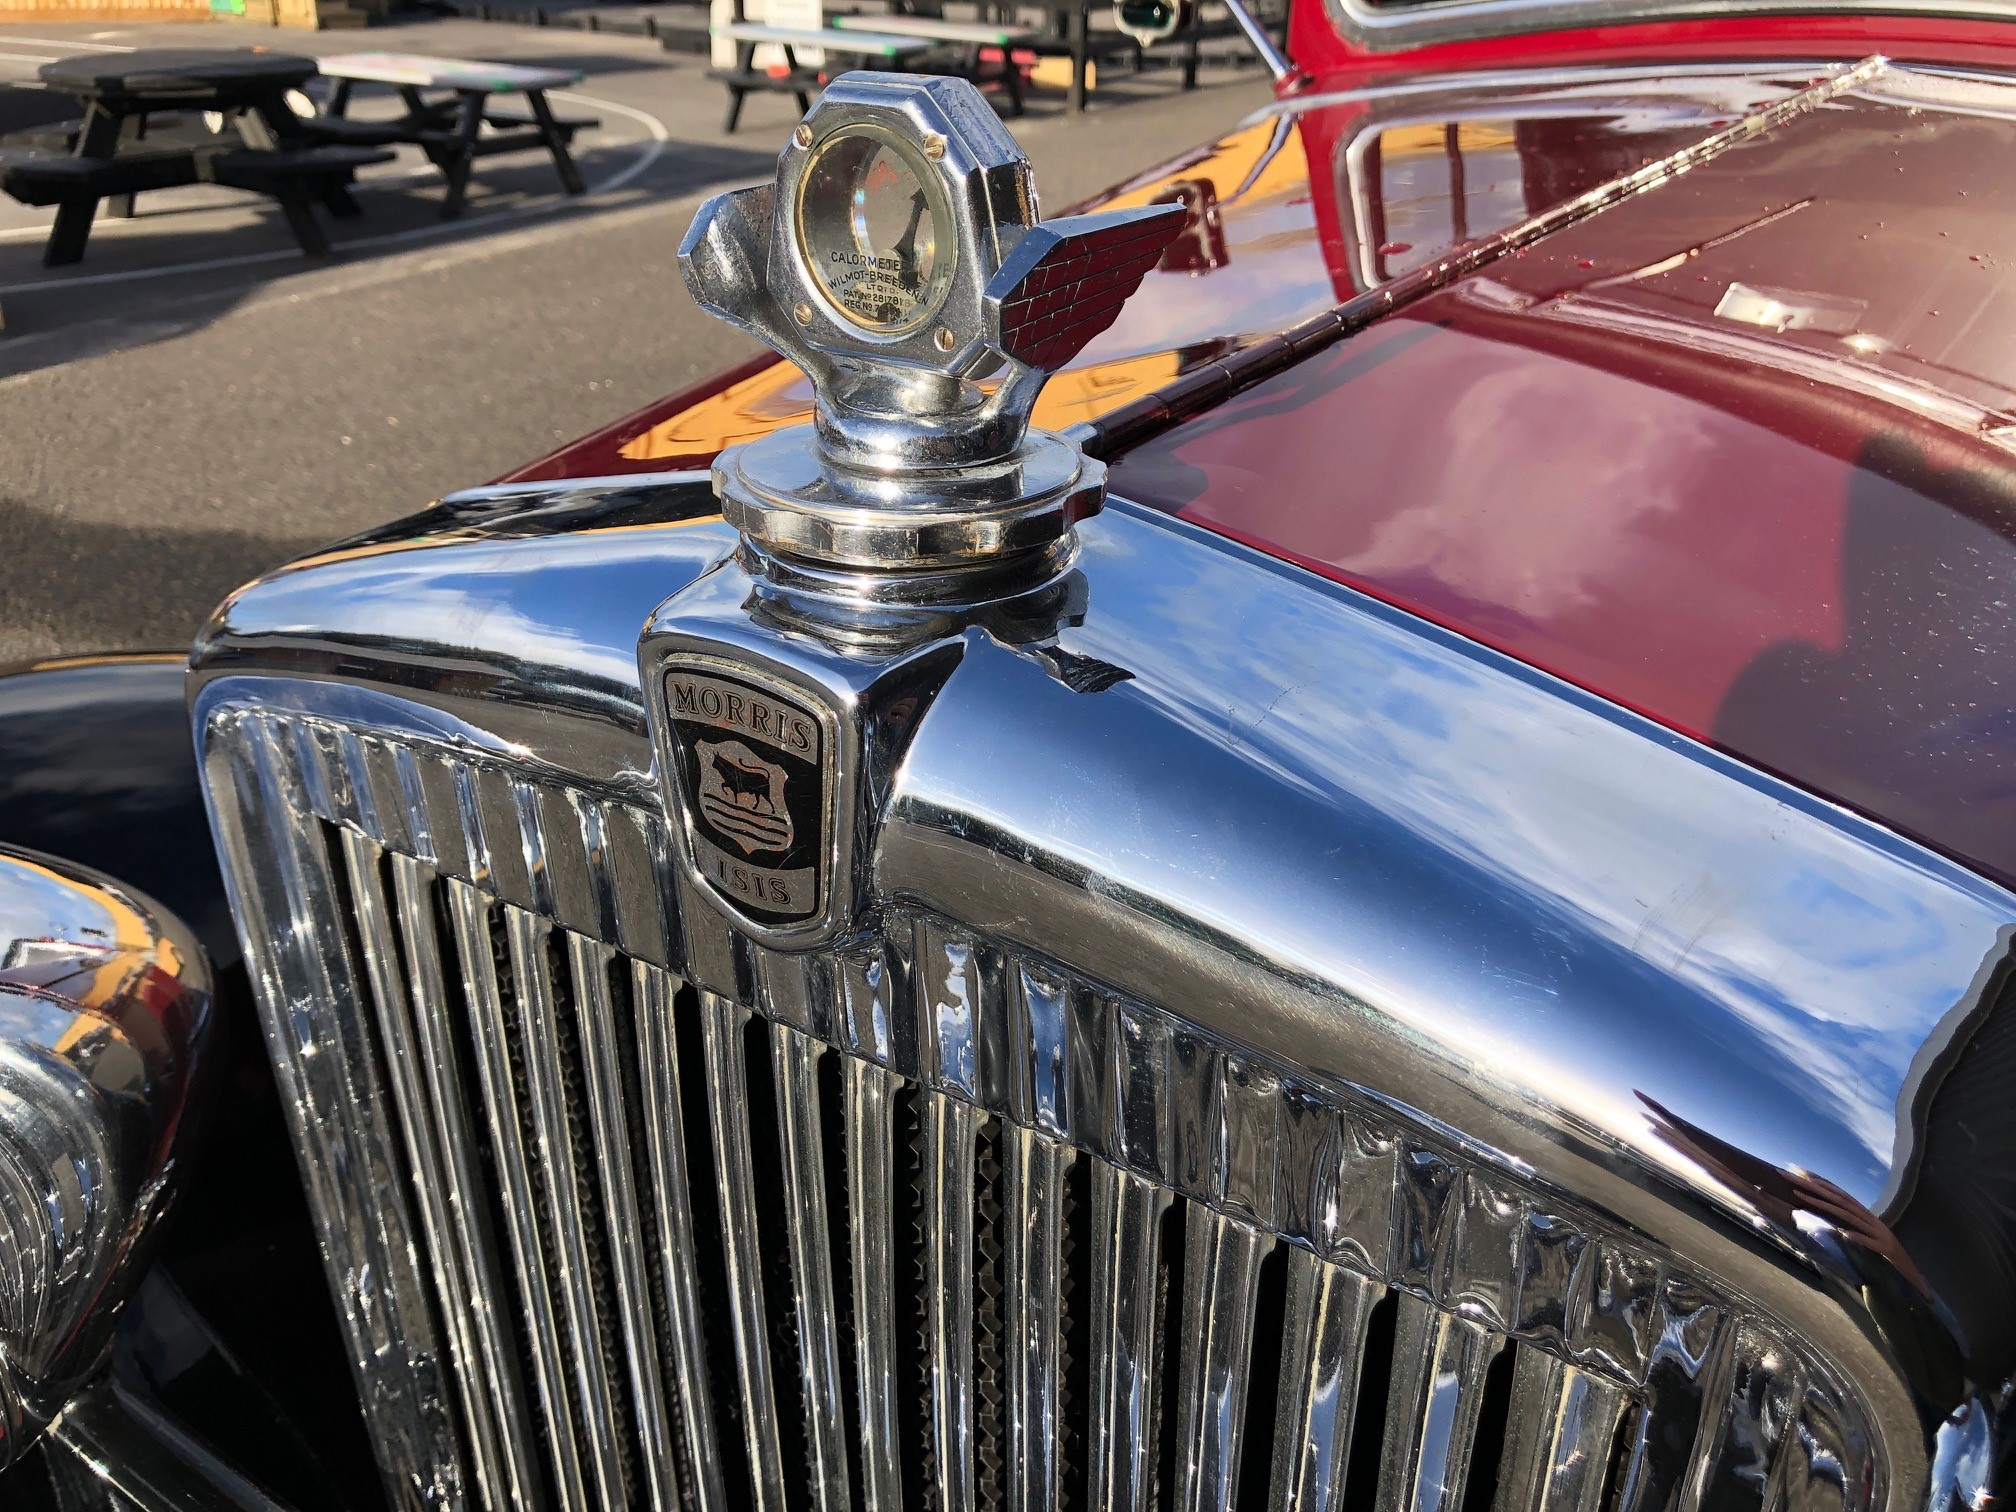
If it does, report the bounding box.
[510,56,2016,892]
[1109,61,2016,891]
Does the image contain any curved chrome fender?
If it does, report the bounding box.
[0,845,213,1469]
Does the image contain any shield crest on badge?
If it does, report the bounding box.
[659,663,829,927]
[695,738,794,854]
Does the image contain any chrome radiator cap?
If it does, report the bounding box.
[678,72,1181,584]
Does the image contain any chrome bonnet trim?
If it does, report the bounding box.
[192,492,2016,1508]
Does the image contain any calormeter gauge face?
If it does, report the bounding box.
[797,123,955,334]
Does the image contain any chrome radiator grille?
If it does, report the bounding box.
[202,701,1882,1512]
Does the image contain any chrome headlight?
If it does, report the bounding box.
[0,845,211,1468]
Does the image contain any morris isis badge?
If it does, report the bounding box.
[660,663,832,928]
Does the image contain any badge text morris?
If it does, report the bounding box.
[661,667,828,926]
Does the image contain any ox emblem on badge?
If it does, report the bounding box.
[661,665,829,927]
[695,739,794,855]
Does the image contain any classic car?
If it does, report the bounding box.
[4,0,2016,1506]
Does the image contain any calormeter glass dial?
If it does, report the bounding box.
[796,124,955,334]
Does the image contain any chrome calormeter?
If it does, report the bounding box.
[677,73,1183,584]
[796,123,955,334]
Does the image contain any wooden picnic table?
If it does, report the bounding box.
[310,51,590,218]
[830,12,1034,111]
[710,23,931,132]
[967,0,1099,110]
[832,12,1034,43]
[7,49,387,265]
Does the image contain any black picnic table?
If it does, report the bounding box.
[304,52,593,219]
[5,49,390,266]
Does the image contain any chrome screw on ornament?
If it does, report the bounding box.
[677,73,1184,586]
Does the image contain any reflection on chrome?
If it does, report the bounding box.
[0,847,211,1471]
[192,480,2014,1510]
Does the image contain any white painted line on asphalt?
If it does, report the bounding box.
[0,88,671,296]
[0,51,63,64]
[553,87,671,191]
[2,35,134,50]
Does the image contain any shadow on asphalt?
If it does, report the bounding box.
[0,131,774,379]
[0,492,330,657]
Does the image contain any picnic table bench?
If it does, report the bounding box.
[0,50,389,266]
[710,22,931,131]
[829,12,1034,112]
[303,52,592,218]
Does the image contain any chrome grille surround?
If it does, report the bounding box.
[200,694,1889,1512]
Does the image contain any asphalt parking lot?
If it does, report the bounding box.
[0,14,1272,665]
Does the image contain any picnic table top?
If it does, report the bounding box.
[315,51,585,93]
[713,21,934,52]
[41,48,318,102]
[830,13,1036,42]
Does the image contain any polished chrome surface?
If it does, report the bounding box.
[680,73,1179,579]
[699,988,792,1512]
[630,959,728,1510]
[342,833,531,1511]
[208,711,463,1507]
[569,932,680,1512]
[714,425,1106,575]
[42,1372,290,1512]
[1175,1208,1268,1512]
[1089,1161,1171,1512]
[847,1055,905,1512]
[0,848,211,1472]
[386,852,544,1510]
[925,1088,978,1512]
[447,876,590,1512]
[1004,1124,1071,1512]
[1271,1246,1380,1512]
[774,1021,853,1512]
[199,685,1925,1510]
[194,446,2016,1509]
[1379,1296,1505,1512]
[508,907,624,1507]
[1494,1350,1631,1512]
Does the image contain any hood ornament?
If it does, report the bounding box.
[679,73,1183,599]
[648,75,1179,946]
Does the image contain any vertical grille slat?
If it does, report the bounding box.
[503,909,634,1510]
[1087,1160,1170,1512]
[568,932,683,1511]
[386,853,548,1510]
[926,1091,980,1512]
[1174,1207,1269,1512]
[1615,1283,1735,1512]
[772,1023,855,1512]
[445,877,594,1512]
[342,834,539,1511]
[1269,1244,1381,1512]
[633,962,732,1511]
[848,1057,907,1512]
[1377,1295,1507,1512]
[1493,1349,1630,1512]
[1005,1125,1072,1512]
[700,988,794,1512]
